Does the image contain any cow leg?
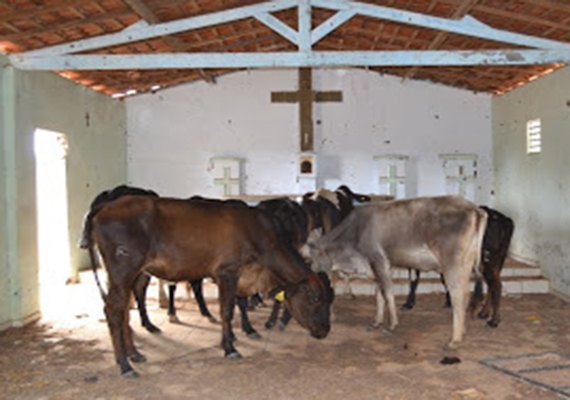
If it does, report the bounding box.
[104,285,138,377]
[265,301,281,330]
[279,306,292,331]
[217,272,241,359]
[190,279,217,323]
[440,274,451,308]
[401,269,420,310]
[485,266,503,328]
[167,283,180,323]
[132,274,161,333]
[443,267,471,349]
[123,308,146,364]
[158,279,168,309]
[237,296,261,339]
[368,287,385,331]
[369,255,398,331]
[469,278,486,318]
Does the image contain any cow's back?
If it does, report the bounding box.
[326,196,486,272]
[92,196,279,282]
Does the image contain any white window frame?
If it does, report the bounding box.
[526,118,542,155]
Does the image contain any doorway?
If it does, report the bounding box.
[34,128,71,321]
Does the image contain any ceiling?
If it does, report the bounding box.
[1,0,569,97]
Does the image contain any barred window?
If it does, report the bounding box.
[526,118,541,154]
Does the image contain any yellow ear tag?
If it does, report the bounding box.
[274,291,285,302]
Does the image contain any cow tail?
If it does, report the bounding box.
[468,208,488,315]
[84,211,108,302]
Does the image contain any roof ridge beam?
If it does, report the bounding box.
[10,49,570,70]
[19,0,298,57]
[312,0,570,49]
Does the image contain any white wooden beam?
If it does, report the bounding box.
[311,9,356,45]
[254,12,299,45]
[10,49,570,70]
[21,0,298,57]
[298,0,312,51]
[312,0,570,49]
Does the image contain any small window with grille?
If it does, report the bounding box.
[526,118,541,154]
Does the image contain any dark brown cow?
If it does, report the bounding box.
[78,185,215,331]
[309,196,487,349]
[84,195,334,377]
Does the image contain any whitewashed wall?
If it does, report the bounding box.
[493,66,570,297]
[127,69,492,204]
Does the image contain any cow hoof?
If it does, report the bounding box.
[247,332,262,340]
[401,304,414,310]
[445,341,460,350]
[366,324,380,332]
[381,329,394,337]
[478,311,490,320]
[144,324,162,334]
[121,369,139,379]
[207,316,219,324]
[225,351,242,360]
[169,315,180,323]
[487,320,499,328]
[129,352,147,363]
[277,321,286,331]
[264,322,275,330]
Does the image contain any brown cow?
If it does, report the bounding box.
[309,195,487,349]
[84,196,334,377]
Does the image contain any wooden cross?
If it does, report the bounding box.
[271,68,343,151]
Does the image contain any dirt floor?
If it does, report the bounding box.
[1,277,569,400]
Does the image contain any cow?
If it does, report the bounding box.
[78,185,215,332]
[308,195,487,349]
[83,195,334,377]
[301,185,372,238]
[264,186,372,330]
[401,206,514,328]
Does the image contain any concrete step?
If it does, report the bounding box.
[151,259,549,301]
[333,258,550,297]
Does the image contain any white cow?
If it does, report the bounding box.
[309,195,487,348]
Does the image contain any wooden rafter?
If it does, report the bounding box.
[0,0,89,23]
[123,0,215,84]
[406,0,480,79]
[1,10,132,42]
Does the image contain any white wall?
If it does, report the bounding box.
[0,55,127,329]
[127,68,492,203]
[493,66,570,296]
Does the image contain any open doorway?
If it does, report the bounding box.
[34,128,71,321]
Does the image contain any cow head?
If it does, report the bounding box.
[284,271,334,339]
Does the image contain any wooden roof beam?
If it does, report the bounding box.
[11,49,570,70]
[0,0,90,23]
[123,0,215,84]
[20,0,298,57]
[406,0,480,79]
[1,10,132,42]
